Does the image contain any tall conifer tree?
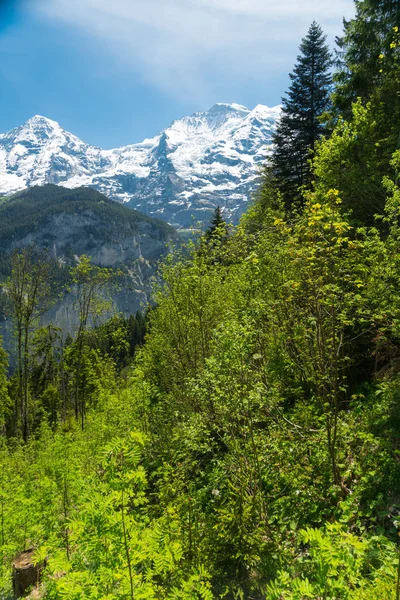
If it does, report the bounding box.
[270,22,332,208]
[334,0,400,114]
[205,206,227,241]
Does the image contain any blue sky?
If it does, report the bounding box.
[0,0,355,148]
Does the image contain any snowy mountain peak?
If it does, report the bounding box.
[5,115,65,143]
[249,104,281,120]
[25,114,60,128]
[209,102,249,113]
[0,103,280,226]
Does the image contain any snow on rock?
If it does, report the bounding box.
[0,104,280,226]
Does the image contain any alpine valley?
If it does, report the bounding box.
[0,102,280,227]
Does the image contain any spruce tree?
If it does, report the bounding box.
[270,22,332,208]
[334,0,400,114]
[204,206,228,241]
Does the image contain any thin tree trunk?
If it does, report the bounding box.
[74,332,83,422]
[63,475,70,561]
[23,326,29,442]
[17,327,23,438]
[121,487,134,599]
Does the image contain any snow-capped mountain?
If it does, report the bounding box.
[0,103,280,226]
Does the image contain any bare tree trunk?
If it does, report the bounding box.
[22,326,29,442]
[16,327,22,438]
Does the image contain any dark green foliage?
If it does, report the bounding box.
[199,206,230,263]
[270,21,332,208]
[204,206,227,240]
[334,0,400,113]
[85,312,147,370]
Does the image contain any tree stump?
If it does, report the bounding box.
[12,549,44,599]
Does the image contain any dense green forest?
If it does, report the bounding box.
[1,2,400,598]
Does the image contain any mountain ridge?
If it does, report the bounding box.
[0,103,280,226]
[0,184,176,256]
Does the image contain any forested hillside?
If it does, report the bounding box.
[1,2,400,599]
[0,184,175,252]
[0,185,177,352]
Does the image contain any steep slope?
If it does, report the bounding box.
[0,103,279,226]
[0,185,178,335]
[0,184,176,260]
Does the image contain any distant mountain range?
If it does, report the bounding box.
[0,103,280,227]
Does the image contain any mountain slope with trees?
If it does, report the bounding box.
[0,184,176,259]
[0,185,177,347]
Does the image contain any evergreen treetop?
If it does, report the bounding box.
[270,21,332,209]
[204,206,228,241]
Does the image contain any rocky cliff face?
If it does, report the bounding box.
[0,103,280,226]
[6,205,174,266]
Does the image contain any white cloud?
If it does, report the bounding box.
[31,0,355,102]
